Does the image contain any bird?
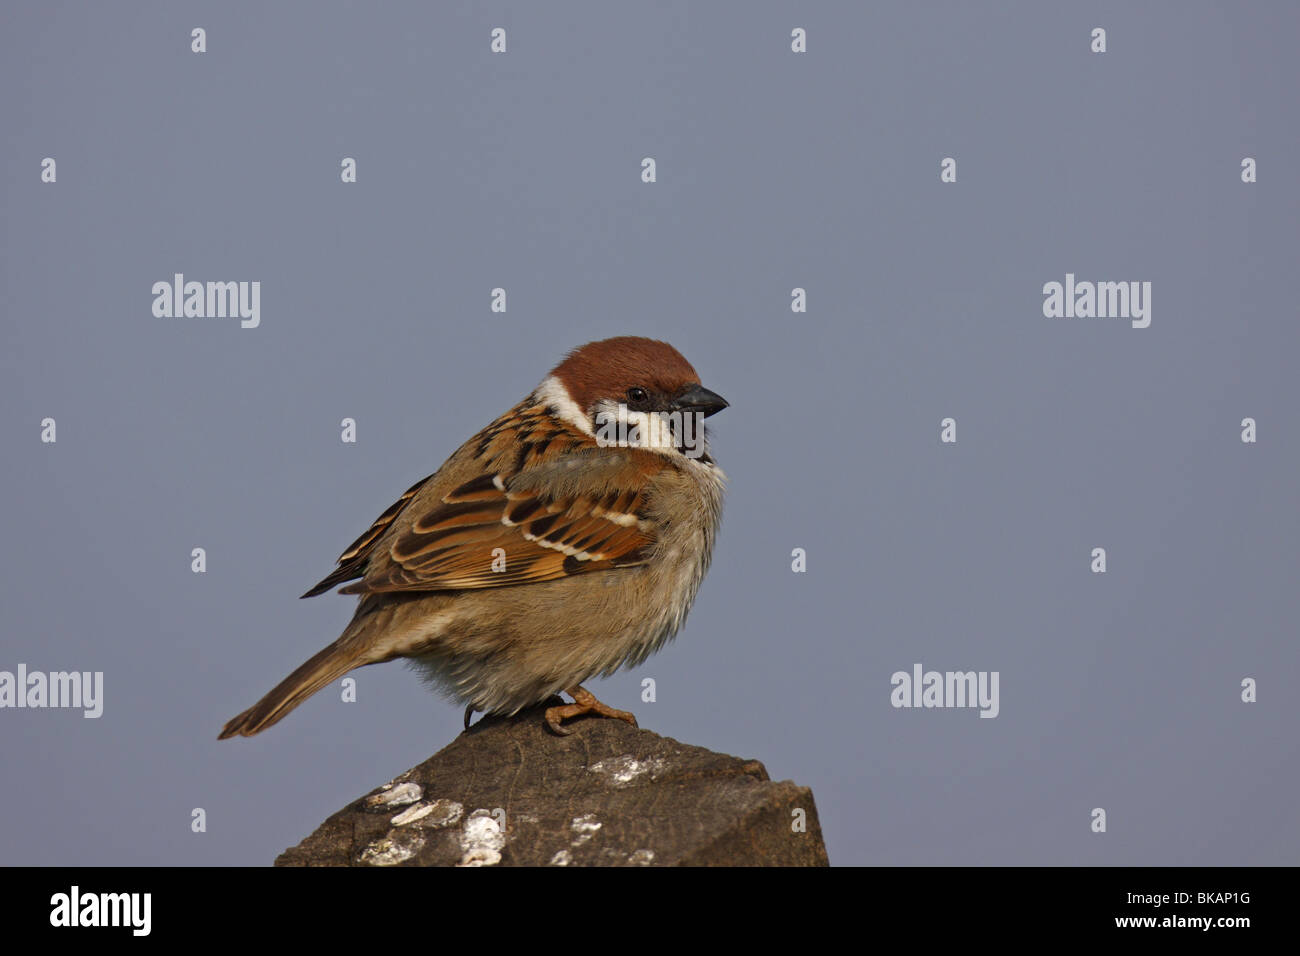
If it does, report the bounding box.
[219,336,728,739]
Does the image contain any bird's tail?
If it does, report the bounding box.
[219,639,365,739]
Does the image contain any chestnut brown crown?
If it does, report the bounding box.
[551,336,705,414]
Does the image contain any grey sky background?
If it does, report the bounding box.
[1,1,1297,866]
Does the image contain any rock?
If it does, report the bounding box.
[275,699,829,866]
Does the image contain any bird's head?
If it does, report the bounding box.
[538,336,728,459]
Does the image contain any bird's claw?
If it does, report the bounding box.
[544,685,638,736]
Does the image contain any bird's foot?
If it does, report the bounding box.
[464,703,478,731]
[544,685,638,736]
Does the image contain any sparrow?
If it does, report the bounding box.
[219,336,728,739]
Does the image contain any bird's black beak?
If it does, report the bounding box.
[672,384,729,418]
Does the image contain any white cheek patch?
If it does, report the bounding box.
[534,375,594,435]
[631,410,678,450]
[591,401,713,459]
[592,400,680,453]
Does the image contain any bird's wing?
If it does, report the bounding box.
[299,475,434,597]
[302,403,663,596]
[346,451,658,593]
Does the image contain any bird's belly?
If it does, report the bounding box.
[405,560,699,716]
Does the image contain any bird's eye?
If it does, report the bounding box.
[626,387,649,404]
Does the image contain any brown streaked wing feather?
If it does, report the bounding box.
[300,475,435,598]
[341,449,661,595]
